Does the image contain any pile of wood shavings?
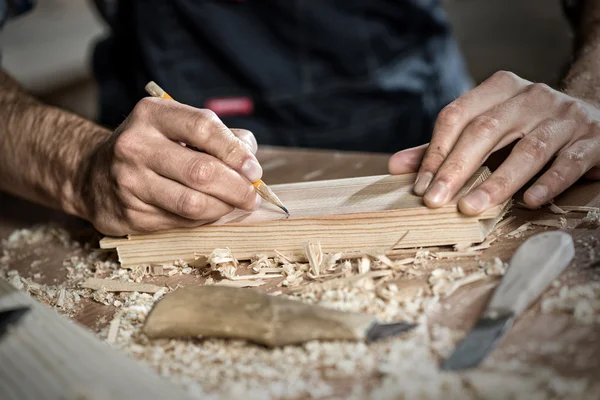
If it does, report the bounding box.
[3,225,597,399]
[541,283,600,323]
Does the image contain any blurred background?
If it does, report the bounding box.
[0,0,572,122]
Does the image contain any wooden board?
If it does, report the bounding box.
[0,280,193,400]
[100,167,507,267]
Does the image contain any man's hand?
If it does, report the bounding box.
[79,98,263,236]
[388,71,600,215]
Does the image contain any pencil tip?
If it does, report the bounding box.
[281,206,290,216]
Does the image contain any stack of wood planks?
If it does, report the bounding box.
[101,167,509,268]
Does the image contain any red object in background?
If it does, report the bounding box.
[205,97,254,117]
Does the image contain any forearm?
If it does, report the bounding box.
[562,0,600,107]
[0,69,111,217]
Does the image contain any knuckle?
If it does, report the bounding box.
[564,100,590,122]
[559,149,587,171]
[527,82,553,97]
[487,175,512,198]
[469,116,500,139]
[437,103,464,127]
[187,158,216,184]
[113,131,142,159]
[491,70,518,83]
[515,134,548,161]
[589,121,600,137]
[132,97,159,119]
[113,165,137,191]
[189,109,219,140]
[439,159,468,178]
[422,148,447,171]
[176,191,206,217]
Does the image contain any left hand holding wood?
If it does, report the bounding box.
[388,70,600,215]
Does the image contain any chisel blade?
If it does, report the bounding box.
[440,314,513,371]
[441,231,575,371]
[0,306,30,340]
[366,321,416,343]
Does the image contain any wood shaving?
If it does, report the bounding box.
[428,267,487,297]
[358,256,370,274]
[558,206,600,213]
[531,218,568,229]
[212,279,266,288]
[304,241,324,278]
[580,210,600,227]
[479,257,507,276]
[506,222,533,238]
[494,215,517,232]
[81,278,163,294]
[541,283,600,323]
[207,248,239,279]
[548,202,569,215]
[106,311,123,344]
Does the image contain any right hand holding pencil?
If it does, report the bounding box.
[80,97,263,236]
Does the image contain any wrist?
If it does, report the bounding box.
[63,129,112,221]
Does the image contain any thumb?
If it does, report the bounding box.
[388,144,428,175]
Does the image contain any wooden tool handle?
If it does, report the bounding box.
[143,286,376,347]
[487,231,575,317]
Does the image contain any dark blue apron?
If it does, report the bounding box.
[92,0,472,152]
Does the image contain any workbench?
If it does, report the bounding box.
[1,146,600,399]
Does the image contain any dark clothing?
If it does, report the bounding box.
[91,0,472,152]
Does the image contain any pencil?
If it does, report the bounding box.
[144,81,289,216]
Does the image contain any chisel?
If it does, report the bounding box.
[441,230,575,370]
[143,285,415,346]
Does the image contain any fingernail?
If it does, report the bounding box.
[414,172,434,195]
[241,159,263,182]
[526,184,548,203]
[460,189,489,214]
[253,194,262,210]
[424,180,450,206]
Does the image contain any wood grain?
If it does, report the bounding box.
[0,280,193,400]
[100,168,508,266]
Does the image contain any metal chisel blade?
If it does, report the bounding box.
[366,321,416,343]
[440,314,513,371]
[441,231,575,371]
[0,306,30,340]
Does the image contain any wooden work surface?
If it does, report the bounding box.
[1,145,600,397]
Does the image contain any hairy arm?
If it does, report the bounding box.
[0,69,263,235]
[0,69,111,217]
[563,0,600,108]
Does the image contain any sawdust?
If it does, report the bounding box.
[541,283,600,323]
[2,224,598,399]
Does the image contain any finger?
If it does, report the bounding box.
[388,144,428,175]
[133,98,263,182]
[231,128,258,154]
[423,83,560,208]
[415,71,530,195]
[523,135,600,207]
[457,119,577,215]
[124,206,214,234]
[145,137,261,211]
[136,172,236,221]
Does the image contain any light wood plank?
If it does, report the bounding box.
[101,168,508,266]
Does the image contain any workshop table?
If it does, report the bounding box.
[1,146,600,398]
